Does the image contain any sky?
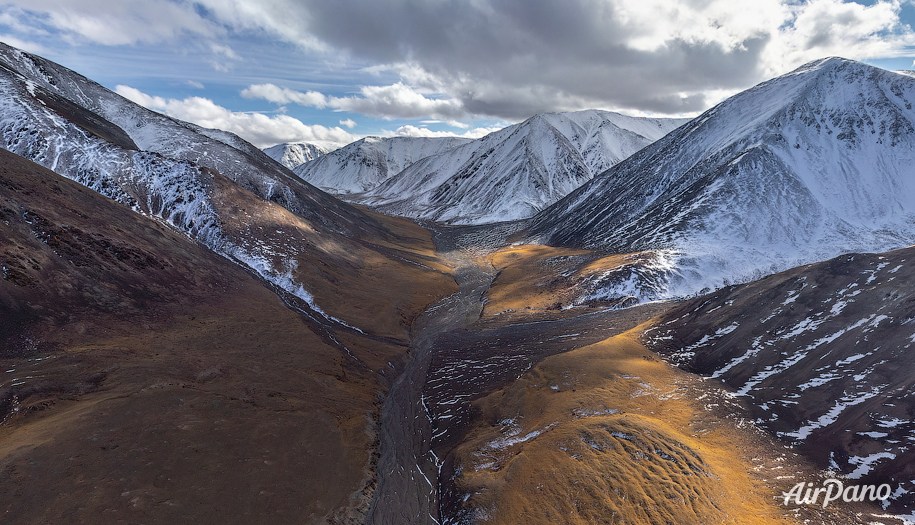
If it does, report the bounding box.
[1,0,914,149]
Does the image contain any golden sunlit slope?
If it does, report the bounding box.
[446,325,870,524]
[482,244,655,319]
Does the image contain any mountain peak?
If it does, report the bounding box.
[262,142,330,170]
[528,54,915,301]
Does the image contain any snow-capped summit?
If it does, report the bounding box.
[358,110,687,224]
[529,57,915,300]
[293,135,472,194]
[263,142,330,170]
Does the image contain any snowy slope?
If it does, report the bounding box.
[529,58,915,301]
[293,135,472,194]
[359,110,687,224]
[0,43,371,236]
[263,142,330,170]
[0,42,397,329]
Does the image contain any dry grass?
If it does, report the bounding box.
[210,176,457,344]
[450,326,797,524]
[0,150,458,523]
[482,244,648,319]
[0,269,395,523]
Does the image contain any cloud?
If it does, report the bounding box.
[339,118,357,128]
[0,33,47,54]
[115,84,355,148]
[4,0,915,119]
[0,1,217,46]
[243,81,465,120]
[769,0,915,70]
[241,83,328,107]
[387,124,501,139]
[334,82,463,119]
[204,0,915,117]
[207,42,240,72]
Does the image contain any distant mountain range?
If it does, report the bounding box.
[294,136,472,194]
[292,110,686,224]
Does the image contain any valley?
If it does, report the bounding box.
[1,40,914,525]
[363,225,888,525]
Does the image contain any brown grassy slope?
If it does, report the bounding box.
[209,174,454,345]
[448,325,867,524]
[0,149,451,523]
[482,244,652,319]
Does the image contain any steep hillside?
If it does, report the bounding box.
[0,148,412,523]
[529,58,915,301]
[0,42,453,340]
[647,245,915,513]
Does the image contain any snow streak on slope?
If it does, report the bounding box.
[294,136,472,194]
[263,142,330,170]
[0,43,370,237]
[647,247,915,512]
[360,110,687,224]
[0,43,375,327]
[530,58,915,301]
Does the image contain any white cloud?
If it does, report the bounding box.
[205,0,915,117]
[4,0,915,119]
[115,84,355,148]
[241,83,328,107]
[387,124,501,139]
[339,118,357,128]
[207,42,240,72]
[1,1,217,46]
[335,82,464,119]
[243,81,465,120]
[766,0,915,72]
[186,80,205,90]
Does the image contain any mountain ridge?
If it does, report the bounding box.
[294,135,472,194]
[527,57,915,302]
[357,109,688,224]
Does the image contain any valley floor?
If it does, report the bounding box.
[369,223,891,525]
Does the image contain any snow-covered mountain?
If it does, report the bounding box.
[358,110,687,224]
[528,58,915,301]
[263,142,330,170]
[0,43,374,236]
[293,136,472,194]
[0,42,430,332]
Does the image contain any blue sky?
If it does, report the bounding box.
[1,0,914,148]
